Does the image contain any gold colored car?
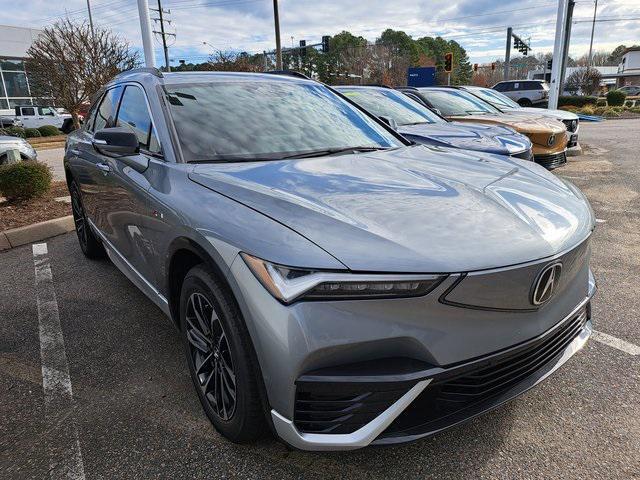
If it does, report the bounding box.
[398,86,569,169]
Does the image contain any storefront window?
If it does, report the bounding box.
[0,99,8,110]
[8,98,33,108]
[0,58,25,71]
[3,71,30,97]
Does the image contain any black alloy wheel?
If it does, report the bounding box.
[69,181,105,258]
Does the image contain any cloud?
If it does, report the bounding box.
[3,0,638,65]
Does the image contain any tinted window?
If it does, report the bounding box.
[21,107,35,116]
[164,80,402,162]
[523,81,541,90]
[93,87,122,132]
[116,85,160,153]
[417,89,500,116]
[338,88,445,125]
[467,87,520,109]
[493,83,506,92]
[38,106,56,116]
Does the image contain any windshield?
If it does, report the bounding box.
[418,89,501,116]
[466,87,520,109]
[337,87,445,126]
[164,80,402,162]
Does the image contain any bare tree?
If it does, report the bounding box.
[25,19,139,129]
[565,67,602,96]
[207,51,265,72]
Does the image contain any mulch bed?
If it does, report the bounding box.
[0,181,71,231]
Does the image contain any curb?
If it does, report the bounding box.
[0,216,74,251]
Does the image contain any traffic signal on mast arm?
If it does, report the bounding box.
[473,63,478,72]
[444,52,453,73]
[321,35,330,53]
[299,39,306,57]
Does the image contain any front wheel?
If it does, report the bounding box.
[518,98,533,107]
[180,265,267,443]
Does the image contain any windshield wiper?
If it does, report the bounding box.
[400,121,430,126]
[279,146,391,160]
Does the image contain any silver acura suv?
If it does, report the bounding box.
[64,69,596,451]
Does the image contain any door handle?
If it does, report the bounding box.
[96,162,111,174]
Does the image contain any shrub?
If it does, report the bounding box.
[558,96,598,108]
[606,90,626,106]
[593,106,608,116]
[596,98,607,107]
[631,107,640,114]
[559,105,579,112]
[0,161,52,201]
[6,126,26,138]
[24,128,42,138]
[580,105,595,115]
[37,125,61,137]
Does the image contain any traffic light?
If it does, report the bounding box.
[444,52,453,73]
[547,59,553,70]
[473,63,478,72]
[321,35,330,53]
[491,62,496,71]
[299,39,306,57]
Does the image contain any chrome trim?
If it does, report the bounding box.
[271,379,431,451]
[86,218,170,315]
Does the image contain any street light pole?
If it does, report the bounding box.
[157,0,171,71]
[86,0,95,38]
[587,0,598,66]
[273,0,282,70]
[137,0,156,68]
[504,27,512,81]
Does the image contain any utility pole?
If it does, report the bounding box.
[86,0,95,38]
[560,0,575,90]
[151,0,174,71]
[273,0,282,70]
[549,0,569,109]
[504,27,512,81]
[588,0,598,66]
[137,0,155,68]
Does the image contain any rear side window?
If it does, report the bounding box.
[93,86,122,132]
[21,107,35,116]
[523,81,541,90]
[116,85,160,154]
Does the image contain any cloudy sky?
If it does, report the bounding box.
[6,0,640,65]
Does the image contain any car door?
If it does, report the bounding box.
[73,86,123,222]
[18,106,37,128]
[93,83,160,283]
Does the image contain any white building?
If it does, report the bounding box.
[618,47,640,86]
[0,25,43,114]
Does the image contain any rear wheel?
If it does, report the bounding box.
[518,98,533,107]
[70,181,105,259]
[180,265,267,443]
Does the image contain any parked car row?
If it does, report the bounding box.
[63,69,595,452]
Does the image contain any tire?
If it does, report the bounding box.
[69,181,106,259]
[518,98,533,107]
[180,265,267,443]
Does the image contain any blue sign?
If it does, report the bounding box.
[407,67,436,87]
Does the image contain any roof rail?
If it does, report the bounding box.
[265,70,312,80]
[115,67,164,79]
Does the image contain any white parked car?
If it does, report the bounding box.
[492,80,549,107]
[461,85,580,149]
[8,105,73,133]
[0,135,37,164]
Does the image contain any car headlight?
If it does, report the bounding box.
[241,253,446,304]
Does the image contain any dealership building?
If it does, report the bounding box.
[0,24,42,114]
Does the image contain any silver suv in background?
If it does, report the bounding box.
[493,80,549,107]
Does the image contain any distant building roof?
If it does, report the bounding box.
[0,25,43,58]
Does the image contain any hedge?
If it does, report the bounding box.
[558,96,598,108]
[37,125,61,137]
[24,128,42,138]
[5,126,26,138]
[607,90,627,107]
[0,161,52,201]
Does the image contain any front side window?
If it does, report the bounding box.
[93,86,122,132]
[116,85,160,153]
[164,80,402,162]
[468,87,520,109]
[38,106,56,116]
[338,88,445,126]
[417,89,499,117]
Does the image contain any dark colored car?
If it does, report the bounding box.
[335,85,533,160]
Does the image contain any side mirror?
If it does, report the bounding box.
[378,115,398,131]
[93,128,139,156]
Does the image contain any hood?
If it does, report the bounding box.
[398,122,530,155]
[500,107,579,122]
[448,112,566,135]
[189,146,594,273]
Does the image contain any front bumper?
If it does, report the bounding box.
[271,296,593,450]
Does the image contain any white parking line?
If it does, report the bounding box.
[592,330,640,356]
[33,243,86,480]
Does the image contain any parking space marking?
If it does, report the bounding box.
[33,243,86,480]
[592,330,640,356]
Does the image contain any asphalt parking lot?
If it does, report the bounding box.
[1,119,639,480]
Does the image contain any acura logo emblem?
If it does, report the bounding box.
[547,134,556,147]
[532,262,562,305]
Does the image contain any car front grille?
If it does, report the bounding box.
[535,151,567,169]
[379,305,589,439]
[511,149,532,161]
